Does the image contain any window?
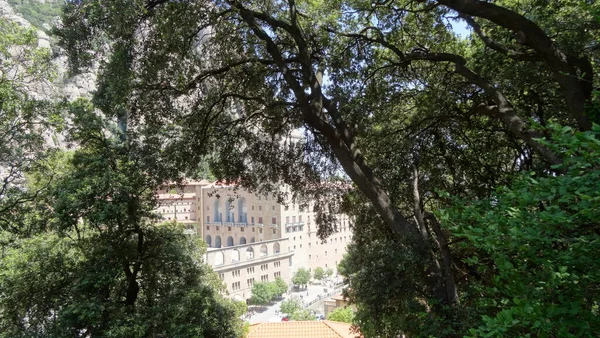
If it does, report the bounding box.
[308,215,310,224]
[228,226,232,231]
[252,206,254,210]
[286,216,289,224]
[273,229,276,234]
[241,227,244,232]
[206,225,210,230]
[247,278,254,287]
[325,251,327,256]
[219,273,224,280]
[272,217,276,225]
[185,216,188,220]
[232,270,241,278]
[274,261,281,268]
[259,228,263,234]
[300,244,302,248]
[309,254,311,259]
[252,227,255,232]
[272,205,275,211]
[251,216,254,224]
[261,274,269,282]
[258,217,263,224]
[232,282,241,291]
[261,264,268,271]
[247,267,255,274]
[309,243,311,248]
[259,206,262,211]
[274,272,281,278]
[299,215,302,222]
[292,216,296,223]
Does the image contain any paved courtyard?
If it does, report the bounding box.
[247,280,344,323]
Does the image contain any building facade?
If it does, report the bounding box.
[155,180,353,300]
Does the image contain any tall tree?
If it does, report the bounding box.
[0,102,245,337]
[56,0,599,336]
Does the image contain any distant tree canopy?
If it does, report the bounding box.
[292,268,311,287]
[313,267,325,280]
[55,0,600,336]
[7,0,62,31]
[327,307,354,324]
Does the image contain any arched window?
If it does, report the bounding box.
[205,235,212,247]
[246,246,254,259]
[238,198,248,223]
[231,249,240,262]
[214,251,224,265]
[214,200,221,222]
[260,244,268,257]
[227,236,234,247]
[239,236,247,245]
[215,235,222,248]
[273,242,280,254]
[225,199,234,222]
[250,237,256,243]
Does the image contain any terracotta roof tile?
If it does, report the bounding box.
[247,320,361,338]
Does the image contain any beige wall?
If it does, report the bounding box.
[155,181,354,299]
[206,238,293,300]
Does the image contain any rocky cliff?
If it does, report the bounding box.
[1,0,98,101]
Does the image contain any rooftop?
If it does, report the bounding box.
[247,320,360,338]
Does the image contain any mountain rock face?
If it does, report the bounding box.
[1,0,98,101]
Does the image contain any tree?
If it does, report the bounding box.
[0,20,62,232]
[274,277,288,297]
[0,104,245,337]
[327,307,354,324]
[438,125,600,336]
[56,0,600,336]
[325,268,334,279]
[292,268,311,288]
[280,299,302,316]
[290,309,314,321]
[313,267,325,281]
[250,282,274,306]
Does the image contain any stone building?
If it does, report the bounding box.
[155,180,353,300]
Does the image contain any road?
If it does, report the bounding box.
[247,281,342,323]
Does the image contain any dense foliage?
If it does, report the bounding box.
[249,277,288,305]
[327,307,354,324]
[2,0,598,337]
[7,0,62,31]
[0,102,246,337]
[441,125,600,337]
[292,268,312,287]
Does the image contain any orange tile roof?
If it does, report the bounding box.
[247,320,361,338]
